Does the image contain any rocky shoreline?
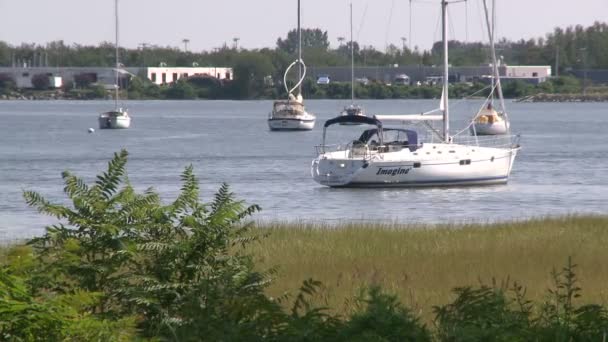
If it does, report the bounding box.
[516,93,608,102]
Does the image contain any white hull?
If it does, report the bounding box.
[312,143,518,187]
[471,121,508,135]
[268,114,315,131]
[98,113,131,129]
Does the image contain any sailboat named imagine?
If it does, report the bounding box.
[311,0,520,187]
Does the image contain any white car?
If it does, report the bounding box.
[316,75,331,85]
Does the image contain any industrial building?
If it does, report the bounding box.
[0,66,233,89]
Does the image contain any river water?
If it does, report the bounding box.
[1,99,607,239]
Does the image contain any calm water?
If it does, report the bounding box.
[1,99,607,239]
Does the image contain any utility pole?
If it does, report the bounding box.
[579,47,587,95]
[182,38,190,52]
[139,42,149,67]
[409,0,412,51]
[555,43,559,77]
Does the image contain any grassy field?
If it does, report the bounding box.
[247,215,608,321]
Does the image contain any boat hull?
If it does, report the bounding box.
[268,117,315,131]
[312,144,518,188]
[471,121,509,135]
[98,114,131,129]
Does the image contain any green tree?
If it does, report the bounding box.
[232,52,274,99]
[22,150,281,340]
[163,79,196,99]
[0,73,15,95]
[277,28,330,54]
[31,74,50,90]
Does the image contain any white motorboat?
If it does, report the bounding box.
[268,0,315,131]
[339,105,366,125]
[311,0,520,188]
[339,3,367,124]
[99,0,131,130]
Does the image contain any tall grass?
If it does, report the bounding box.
[247,215,608,321]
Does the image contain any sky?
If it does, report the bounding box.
[0,0,606,52]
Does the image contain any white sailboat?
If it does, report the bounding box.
[339,2,366,125]
[311,0,520,187]
[268,0,315,131]
[98,0,131,130]
[471,0,508,135]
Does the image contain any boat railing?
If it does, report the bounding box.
[451,134,520,149]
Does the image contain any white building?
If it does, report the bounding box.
[0,66,233,89]
[146,67,233,85]
[504,65,552,78]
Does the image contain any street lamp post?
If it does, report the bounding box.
[579,47,587,95]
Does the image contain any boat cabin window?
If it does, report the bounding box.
[273,101,304,113]
[356,128,418,152]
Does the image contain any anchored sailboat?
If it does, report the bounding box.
[268,0,316,131]
[98,0,131,130]
[311,0,520,187]
[339,2,366,124]
[471,0,509,136]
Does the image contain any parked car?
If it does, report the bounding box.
[393,74,410,85]
[355,77,369,85]
[316,75,331,85]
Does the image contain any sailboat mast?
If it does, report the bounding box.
[114,0,119,109]
[441,0,449,142]
[297,0,302,96]
[482,0,506,115]
[350,2,354,104]
[489,0,495,105]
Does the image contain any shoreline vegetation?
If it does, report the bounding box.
[2,150,607,340]
[3,20,608,103]
[1,75,608,102]
[248,216,608,322]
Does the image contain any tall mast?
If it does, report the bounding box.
[114,0,119,109]
[482,0,506,116]
[441,0,449,142]
[297,0,302,96]
[350,2,354,104]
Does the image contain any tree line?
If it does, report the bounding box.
[1,22,607,99]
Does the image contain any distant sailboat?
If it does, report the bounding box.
[268,0,316,131]
[339,2,366,125]
[98,0,131,129]
[470,0,508,136]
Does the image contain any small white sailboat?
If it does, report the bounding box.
[311,0,519,188]
[339,2,366,125]
[471,0,507,136]
[99,0,131,130]
[268,0,315,131]
[471,102,509,135]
